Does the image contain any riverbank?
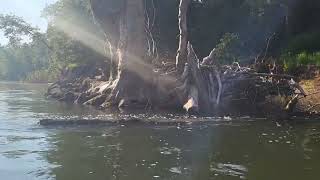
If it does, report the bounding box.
[45,60,316,119]
[39,115,249,126]
[297,76,320,113]
[39,115,320,127]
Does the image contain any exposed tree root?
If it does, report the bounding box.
[47,41,311,118]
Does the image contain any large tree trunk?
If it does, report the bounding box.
[91,0,152,108]
[176,0,191,74]
[112,0,152,107]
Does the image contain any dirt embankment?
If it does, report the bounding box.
[298,76,320,113]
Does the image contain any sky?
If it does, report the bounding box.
[0,0,57,45]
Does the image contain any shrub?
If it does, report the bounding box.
[282,52,320,73]
[215,33,240,65]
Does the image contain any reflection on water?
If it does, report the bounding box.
[0,82,320,180]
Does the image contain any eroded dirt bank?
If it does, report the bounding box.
[298,76,320,113]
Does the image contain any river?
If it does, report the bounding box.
[0,82,319,180]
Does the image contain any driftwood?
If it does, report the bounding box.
[183,85,199,112]
[176,41,307,116]
[285,94,299,113]
[181,43,210,114]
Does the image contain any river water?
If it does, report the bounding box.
[0,82,320,180]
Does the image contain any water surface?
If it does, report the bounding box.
[0,82,320,180]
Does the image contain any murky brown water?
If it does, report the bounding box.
[0,82,320,180]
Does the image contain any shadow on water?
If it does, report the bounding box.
[0,82,320,180]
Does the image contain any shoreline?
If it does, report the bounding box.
[39,115,320,127]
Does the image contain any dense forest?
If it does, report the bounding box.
[0,0,319,82]
[0,0,105,82]
[1,0,320,116]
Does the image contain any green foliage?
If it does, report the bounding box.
[0,0,318,82]
[0,0,105,82]
[188,0,291,60]
[0,14,51,81]
[43,0,105,71]
[0,46,8,78]
[282,52,320,72]
[46,24,104,70]
[214,33,240,64]
[285,32,320,54]
[25,69,59,83]
[0,14,48,47]
[0,42,49,81]
[43,0,92,21]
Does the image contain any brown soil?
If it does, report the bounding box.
[297,76,320,113]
